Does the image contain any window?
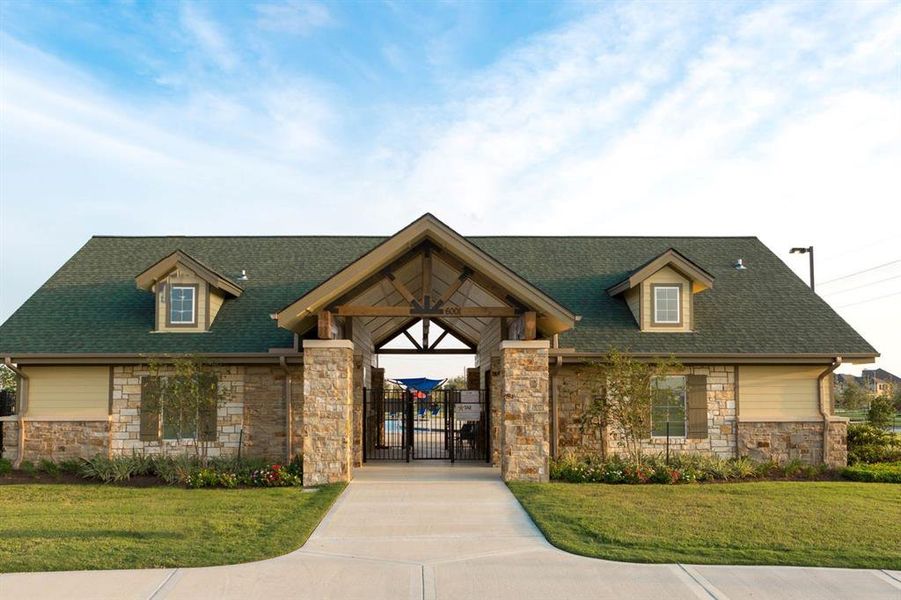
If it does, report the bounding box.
[651,376,686,437]
[169,286,196,324]
[162,405,197,440]
[653,285,680,324]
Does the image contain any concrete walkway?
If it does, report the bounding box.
[2,463,899,600]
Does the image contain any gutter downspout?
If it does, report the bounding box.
[4,357,28,469]
[817,357,842,467]
[279,356,293,464]
[550,335,562,459]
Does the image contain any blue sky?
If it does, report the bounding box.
[0,0,899,377]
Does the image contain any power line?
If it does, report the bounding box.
[822,274,901,296]
[818,259,901,286]
[819,235,899,260]
[836,290,901,309]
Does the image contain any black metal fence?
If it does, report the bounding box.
[363,388,489,462]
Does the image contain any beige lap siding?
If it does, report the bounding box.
[22,366,110,419]
[738,366,824,421]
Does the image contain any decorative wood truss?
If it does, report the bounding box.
[276,214,577,354]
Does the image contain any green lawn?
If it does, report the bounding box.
[0,483,345,573]
[509,481,901,569]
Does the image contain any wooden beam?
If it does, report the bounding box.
[422,318,430,349]
[524,311,537,340]
[421,247,432,307]
[402,328,423,350]
[435,269,470,308]
[431,317,478,350]
[384,271,417,305]
[428,328,449,350]
[317,311,334,340]
[433,249,527,310]
[334,305,518,318]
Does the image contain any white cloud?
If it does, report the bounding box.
[180,3,239,71]
[255,1,333,35]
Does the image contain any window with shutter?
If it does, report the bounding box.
[651,376,686,436]
[686,374,708,439]
[140,376,161,441]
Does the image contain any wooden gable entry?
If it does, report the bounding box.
[314,240,539,352]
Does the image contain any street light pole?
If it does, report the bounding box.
[790,246,815,291]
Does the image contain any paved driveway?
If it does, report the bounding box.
[2,463,899,599]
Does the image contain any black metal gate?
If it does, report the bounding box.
[363,388,490,462]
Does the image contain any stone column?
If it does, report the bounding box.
[302,340,354,486]
[500,340,550,482]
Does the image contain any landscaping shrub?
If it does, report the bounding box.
[0,457,11,475]
[549,453,846,484]
[841,462,901,484]
[847,423,901,464]
[78,455,136,483]
[37,458,60,476]
[186,467,238,489]
[19,460,36,475]
[249,463,302,487]
[58,459,82,475]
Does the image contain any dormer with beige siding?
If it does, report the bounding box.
[135,250,243,333]
[608,248,713,333]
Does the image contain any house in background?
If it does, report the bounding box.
[0,215,878,483]
[835,368,900,399]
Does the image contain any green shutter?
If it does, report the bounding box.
[197,373,219,442]
[140,376,161,441]
[686,374,708,439]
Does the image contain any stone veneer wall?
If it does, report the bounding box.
[737,420,847,467]
[18,420,109,461]
[489,356,503,467]
[110,365,245,458]
[500,341,550,482]
[109,364,301,461]
[302,340,354,486]
[555,365,738,460]
[1,420,19,461]
[242,365,303,461]
[825,419,848,468]
[352,355,364,468]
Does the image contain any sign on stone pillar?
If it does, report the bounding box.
[302,339,354,486]
[499,340,550,482]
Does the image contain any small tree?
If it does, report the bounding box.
[837,380,870,410]
[868,395,896,430]
[147,356,228,459]
[578,349,682,466]
[0,365,15,391]
[442,376,467,390]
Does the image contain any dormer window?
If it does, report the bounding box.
[606,248,714,333]
[653,285,681,325]
[136,250,244,333]
[169,285,197,325]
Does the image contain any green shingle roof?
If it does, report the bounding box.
[0,235,877,357]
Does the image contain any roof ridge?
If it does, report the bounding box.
[89,234,761,240]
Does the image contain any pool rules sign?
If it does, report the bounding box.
[456,390,483,421]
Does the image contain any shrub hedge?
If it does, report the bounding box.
[1,454,305,488]
[841,462,901,484]
[847,423,901,465]
[551,452,828,484]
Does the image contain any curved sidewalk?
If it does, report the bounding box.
[1,463,899,600]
